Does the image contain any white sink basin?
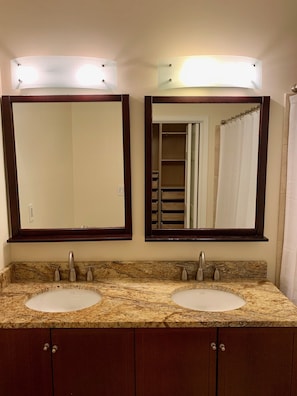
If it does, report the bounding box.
[25,287,101,313]
[172,288,245,312]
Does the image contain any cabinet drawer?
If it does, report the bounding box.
[162,202,184,211]
[152,213,158,222]
[152,191,158,200]
[161,212,184,221]
[162,191,185,200]
[152,179,158,189]
[152,202,158,211]
[161,222,184,229]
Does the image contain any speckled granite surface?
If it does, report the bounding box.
[1,261,297,329]
[9,260,268,282]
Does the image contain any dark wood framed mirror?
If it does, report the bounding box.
[1,94,132,242]
[145,96,270,241]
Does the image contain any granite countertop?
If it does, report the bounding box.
[1,261,297,329]
[1,278,297,329]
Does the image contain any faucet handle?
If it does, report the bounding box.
[54,267,60,282]
[181,267,188,281]
[86,267,93,282]
[214,268,220,281]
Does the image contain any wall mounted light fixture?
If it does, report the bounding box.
[158,55,262,89]
[11,56,117,90]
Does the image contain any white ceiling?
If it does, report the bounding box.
[0,0,296,100]
[0,0,296,61]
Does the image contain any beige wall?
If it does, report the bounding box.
[0,0,297,282]
[71,102,125,227]
[14,102,74,228]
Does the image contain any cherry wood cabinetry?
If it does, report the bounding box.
[135,327,297,396]
[135,328,217,396]
[1,327,296,396]
[217,328,296,396]
[0,329,52,396]
[292,330,297,395]
[0,328,134,396]
[51,328,134,396]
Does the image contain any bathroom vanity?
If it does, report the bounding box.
[0,261,297,396]
[0,328,134,396]
[1,326,295,396]
[136,327,297,396]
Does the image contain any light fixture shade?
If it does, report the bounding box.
[11,56,117,90]
[158,56,262,89]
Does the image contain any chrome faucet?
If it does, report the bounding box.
[68,251,76,282]
[196,251,205,281]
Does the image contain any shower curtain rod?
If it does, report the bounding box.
[221,105,260,125]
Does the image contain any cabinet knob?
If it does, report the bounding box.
[43,343,50,351]
[219,343,226,352]
[52,345,58,354]
[210,342,217,351]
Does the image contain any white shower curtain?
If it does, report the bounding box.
[280,95,297,304]
[215,109,259,228]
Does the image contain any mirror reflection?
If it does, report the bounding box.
[1,95,132,242]
[145,96,270,241]
[14,101,124,229]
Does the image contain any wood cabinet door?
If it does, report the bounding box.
[0,328,52,396]
[217,327,296,396]
[51,328,134,396]
[291,329,297,396]
[135,328,217,396]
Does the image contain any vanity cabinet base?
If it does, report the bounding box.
[0,329,52,396]
[136,328,217,396]
[0,328,134,396]
[0,327,296,396]
[136,327,297,396]
[217,327,296,396]
[51,328,134,396]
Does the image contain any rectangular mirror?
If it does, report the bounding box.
[1,94,132,242]
[145,96,270,241]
